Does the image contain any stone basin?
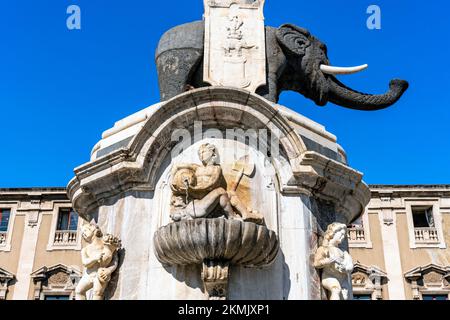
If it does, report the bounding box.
[154,218,280,268]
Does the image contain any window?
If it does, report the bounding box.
[405,264,450,299]
[353,294,372,300]
[56,208,78,231]
[422,294,448,301]
[412,207,434,228]
[0,209,11,232]
[44,295,71,300]
[47,206,81,251]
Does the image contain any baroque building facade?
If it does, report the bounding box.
[0,185,448,300]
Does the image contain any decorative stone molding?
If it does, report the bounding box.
[30,264,81,300]
[0,206,15,252]
[27,210,40,227]
[405,200,446,249]
[169,144,264,224]
[404,264,450,300]
[203,0,266,92]
[67,87,370,226]
[352,263,387,300]
[0,267,15,300]
[293,151,371,224]
[0,231,6,246]
[154,218,279,299]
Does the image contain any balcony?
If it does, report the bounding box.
[0,232,6,246]
[53,231,78,246]
[414,227,439,244]
[348,226,366,243]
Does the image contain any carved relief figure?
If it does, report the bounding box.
[170,143,263,224]
[75,223,121,300]
[223,15,253,57]
[314,223,354,300]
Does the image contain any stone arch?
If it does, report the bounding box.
[68,87,308,219]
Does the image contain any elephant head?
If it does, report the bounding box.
[276,24,409,110]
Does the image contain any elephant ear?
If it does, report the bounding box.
[276,24,312,57]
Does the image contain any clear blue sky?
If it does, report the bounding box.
[1,0,449,187]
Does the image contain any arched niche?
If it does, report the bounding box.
[68,87,307,221]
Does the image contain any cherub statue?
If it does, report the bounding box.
[170,143,263,224]
[314,223,354,300]
[75,223,121,300]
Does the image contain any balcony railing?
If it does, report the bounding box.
[0,232,6,246]
[54,230,78,246]
[414,227,439,244]
[347,227,366,243]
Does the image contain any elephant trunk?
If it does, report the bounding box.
[327,77,409,111]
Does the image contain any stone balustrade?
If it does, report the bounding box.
[414,227,439,244]
[0,232,6,246]
[53,231,78,246]
[347,226,366,243]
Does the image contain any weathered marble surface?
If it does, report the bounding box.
[314,223,354,300]
[68,88,370,300]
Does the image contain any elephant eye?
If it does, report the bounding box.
[294,36,308,50]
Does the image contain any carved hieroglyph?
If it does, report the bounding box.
[314,223,354,300]
[75,223,121,300]
[203,0,266,92]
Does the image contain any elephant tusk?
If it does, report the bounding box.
[320,64,368,75]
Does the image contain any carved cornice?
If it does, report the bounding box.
[0,267,14,300]
[30,264,82,300]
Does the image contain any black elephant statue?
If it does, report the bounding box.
[155,21,408,111]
